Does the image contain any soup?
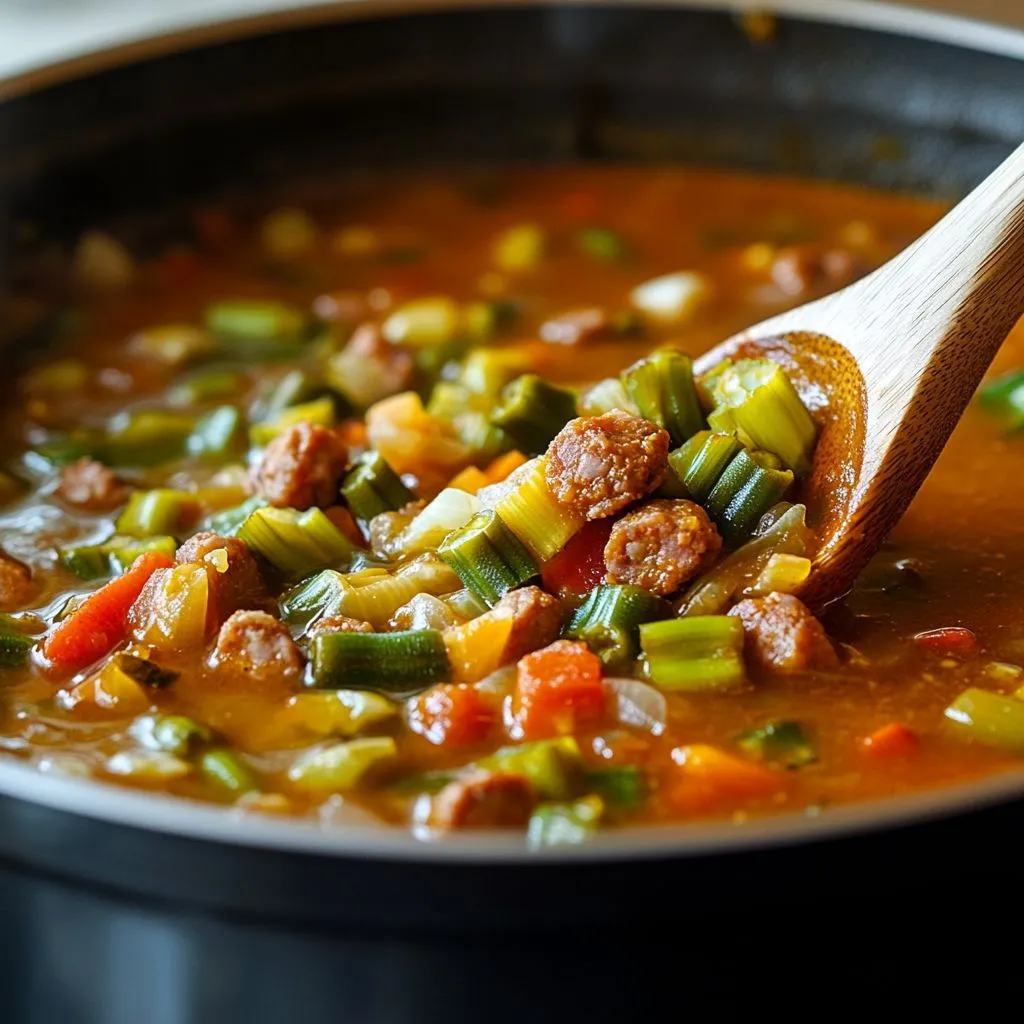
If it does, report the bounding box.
[2,167,1021,843]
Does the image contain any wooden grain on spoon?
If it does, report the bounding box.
[694,141,1024,608]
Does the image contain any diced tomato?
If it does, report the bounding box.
[541,518,615,596]
[665,744,785,815]
[511,639,606,740]
[41,551,174,674]
[913,627,979,656]
[408,684,496,748]
[862,722,919,759]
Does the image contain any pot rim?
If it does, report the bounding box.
[3,0,1024,862]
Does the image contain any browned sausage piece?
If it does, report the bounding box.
[545,410,670,520]
[307,614,374,637]
[0,550,35,612]
[428,770,537,830]
[728,592,839,674]
[175,531,266,622]
[209,609,304,682]
[604,499,722,597]
[494,585,564,661]
[248,422,349,510]
[55,457,131,512]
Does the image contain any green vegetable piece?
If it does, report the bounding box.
[287,736,398,791]
[28,434,99,469]
[60,535,177,580]
[621,348,705,447]
[0,615,34,668]
[705,448,794,547]
[167,368,246,406]
[130,324,214,366]
[188,405,243,458]
[480,737,583,800]
[735,719,817,768]
[945,688,1024,753]
[437,509,538,607]
[116,489,197,537]
[493,223,546,272]
[311,629,450,697]
[205,299,309,355]
[490,374,578,455]
[564,584,671,668]
[104,410,197,466]
[341,451,415,528]
[382,297,461,347]
[668,430,743,503]
[250,396,335,447]
[200,748,258,795]
[584,766,645,806]
[639,615,746,692]
[978,369,1024,422]
[257,368,354,422]
[237,506,356,577]
[203,495,267,537]
[577,225,628,261]
[129,713,210,756]
[707,358,817,476]
[527,795,605,848]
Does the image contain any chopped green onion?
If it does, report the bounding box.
[0,615,34,667]
[735,719,817,768]
[237,506,356,577]
[944,688,1024,752]
[205,299,309,355]
[104,410,197,466]
[707,358,817,476]
[202,495,267,537]
[978,369,1024,423]
[394,488,481,555]
[60,534,178,579]
[490,375,578,455]
[577,225,628,261]
[341,451,415,529]
[527,795,605,848]
[480,737,583,800]
[311,629,450,696]
[621,348,705,447]
[200,748,258,795]
[584,766,645,806]
[492,223,546,272]
[188,405,243,458]
[705,449,794,547]
[112,652,179,689]
[250,396,335,447]
[640,615,746,692]
[438,509,538,607]
[667,430,742,503]
[116,489,198,537]
[493,456,583,563]
[129,713,210,756]
[287,737,397,791]
[564,584,671,668]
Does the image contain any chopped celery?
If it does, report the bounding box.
[116,489,198,537]
[705,449,794,547]
[493,456,583,562]
[257,368,354,422]
[748,553,812,597]
[112,652,179,689]
[640,616,746,691]
[490,375,578,455]
[167,368,245,406]
[394,488,481,555]
[480,737,583,800]
[188,405,243,458]
[341,451,415,528]
[707,359,817,476]
[250,396,335,447]
[60,534,177,580]
[27,434,99,470]
[667,430,742,503]
[577,225,628,261]
[527,795,605,848]
[283,690,398,738]
[564,584,671,668]
[287,736,397,791]
[579,377,640,418]
[200,748,258,795]
[382,297,461,347]
[129,713,210,756]
[238,506,355,577]
[735,719,817,768]
[0,615,34,668]
[584,766,645,806]
[944,688,1024,752]
[459,348,535,398]
[104,410,196,466]
[202,495,267,537]
[205,299,309,356]
[452,410,512,461]
[438,509,538,607]
[621,349,705,447]
[311,629,450,696]
[492,223,546,272]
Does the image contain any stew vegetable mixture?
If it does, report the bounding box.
[2,168,1023,844]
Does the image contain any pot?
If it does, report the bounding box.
[0,2,1022,1017]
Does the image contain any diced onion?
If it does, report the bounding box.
[629,271,710,325]
[604,677,667,736]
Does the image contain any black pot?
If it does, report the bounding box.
[1,3,1023,1018]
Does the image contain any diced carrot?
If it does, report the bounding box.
[484,450,529,484]
[511,639,606,740]
[336,418,368,448]
[448,466,490,495]
[443,608,516,683]
[541,518,614,596]
[665,744,785,815]
[408,684,496,748]
[913,627,979,656]
[41,551,174,673]
[862,722,919,758]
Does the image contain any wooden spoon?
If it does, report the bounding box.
[694,142,1024,609]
